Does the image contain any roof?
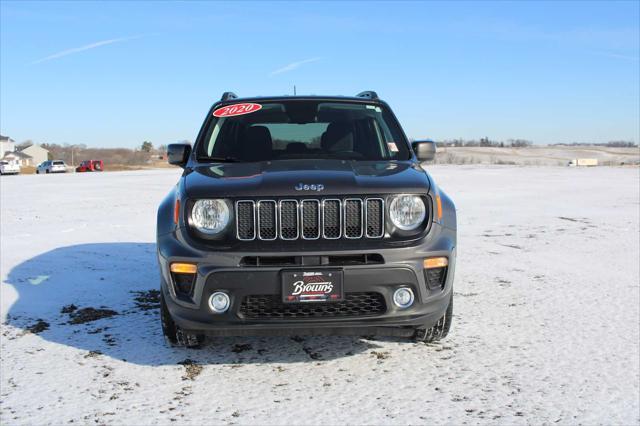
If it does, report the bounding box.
[0,135,15,142]
[19,144,49,153]
[218,95,385,104]
[3,151,32,159]
[214,91,385,106]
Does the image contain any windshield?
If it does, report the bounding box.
[197,101,411,162]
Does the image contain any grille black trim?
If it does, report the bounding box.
[365,198,384,238]
[301,199,320,240]
[343,198,364,239]
[239,292,387,319]
[425,267,448,290]
[279,200,299,240]
[257,200,277,240]
[235,197,384,241]
[322,199,342,239]
[235,201,256,241]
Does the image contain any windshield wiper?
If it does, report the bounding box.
[199,156,242,163]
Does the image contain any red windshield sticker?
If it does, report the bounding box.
[213,103,262,118]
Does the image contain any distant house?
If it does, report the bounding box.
[0,135,16,157]
[3,150,33,166]
[18,144,49,166]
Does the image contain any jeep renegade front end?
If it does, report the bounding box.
[157,91,456,347]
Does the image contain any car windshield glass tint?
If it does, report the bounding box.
[198,101,410,162]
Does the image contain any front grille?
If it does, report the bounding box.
[235,197,384,241]
[239,292,386,319]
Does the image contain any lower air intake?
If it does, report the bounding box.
[239,292,386,319]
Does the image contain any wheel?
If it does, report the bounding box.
[46,169,49,174]
[414,293,453,343]
[160,291,178,344]
[160,291,204,348]
[36,170,39,174]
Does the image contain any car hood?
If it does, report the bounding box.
[184,160,430,198]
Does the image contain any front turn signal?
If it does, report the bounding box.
[170,262,197,274]
[174,198,180,224]
[435,194,443,221]
[424,257,448,269]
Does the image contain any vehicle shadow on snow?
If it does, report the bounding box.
[4,243,376,366]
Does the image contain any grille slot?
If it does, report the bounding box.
[344,199,363,238]
[235,197,385,241]
[322,199,341,239]
[257,201,277,240]
[236,201,255,240]
[239,292,386,319]
[365,198,384,238]
[301,200,320,239]
[279,200,299,240]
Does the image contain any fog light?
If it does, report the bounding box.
[208,292,230,313]
[393,287,414,309]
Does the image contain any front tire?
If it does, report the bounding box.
[160,291,178,344]
[414,293,453,343]
[160,290,204,348]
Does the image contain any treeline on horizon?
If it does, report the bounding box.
[34,140,168,166]
[11,138,639,166]
[436,138,638,148]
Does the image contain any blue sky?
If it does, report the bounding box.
[1,1,638,147]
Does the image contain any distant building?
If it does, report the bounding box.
[0,135,16,157]
[18,144,49,166]
[3,150,33,166]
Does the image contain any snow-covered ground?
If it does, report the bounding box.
[1,166,638,425]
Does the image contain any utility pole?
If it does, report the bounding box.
[294,85,297,96]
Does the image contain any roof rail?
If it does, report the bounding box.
[356,91,379,100]
[220,92,238,102]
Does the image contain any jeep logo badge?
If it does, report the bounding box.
[295,183,324,192]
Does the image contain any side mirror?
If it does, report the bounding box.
[412,140,436,162]
[167,143,192,167]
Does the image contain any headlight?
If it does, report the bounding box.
[389,195,426,231]
[190,199,230,234]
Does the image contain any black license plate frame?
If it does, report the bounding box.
[281,270,344,303]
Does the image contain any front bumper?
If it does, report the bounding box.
[157,223,456,337]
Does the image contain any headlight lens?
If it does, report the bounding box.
[389,195,426,231]
[191,199,230,234]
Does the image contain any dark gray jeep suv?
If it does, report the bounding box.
[157,91,456,347]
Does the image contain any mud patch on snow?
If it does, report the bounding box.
[61,304,77,314]
[370,350,390,360]
[25,319,49,334]
[177,359,203,381]
[67,307,118,325]
[231,343,252,353]
[130,289,160,311]
[302,346,322,360]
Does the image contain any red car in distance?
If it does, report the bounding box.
[76,160,104,172]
